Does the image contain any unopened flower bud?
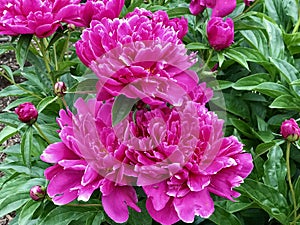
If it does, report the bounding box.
[280,118,300,142]
[30,185,46,201]
[15,102,38,125]
[207,17,234,51]
[67,23,76,31]
[244,0,255,6]
[54,81,67,97]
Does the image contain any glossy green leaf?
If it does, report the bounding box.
[263,145,287,196]
[19,200,42,225]
[269,58,298,83]
[0,65,14,83]
[255,82,290,98]
[37,96,58,113]
[16,34,33,70]
[209,205,241,225]
[255,141,276,157]
[21,126,33,167]
[0,193,29,218]
[112,95,138,126]
[0,126,18,145]
[127,199,152,225]
[39,206,97,225]
[85,212,105,225]
[0,85,27,97]
[270,95,300,111]
[224,48,249,70]
[167,7,190,17]
[236,179,289,225]
[233,73,270,90]
[284,32,300,55]
[230,118,255,138]
[186,42,210,50]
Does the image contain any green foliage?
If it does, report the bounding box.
[0,0,300,224]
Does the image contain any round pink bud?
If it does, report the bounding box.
[30,185,46,201]
[15,102,38,125]
[54,81,67,97]
[207,17,234,51]
[280,118,300,142]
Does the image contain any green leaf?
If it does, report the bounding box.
[0,85,27,97]
[224,48,249,70]
[255,82,290,98]
[265,0,287,29]
[294,176,300,207]
[0,65,14,83]
[39,206,97,225]
[263,145,287,196]
[167,7,190,17]
[230,118,255,138]
[255,141,276,157]
[0,193,29,218]
[86,212,105,225]
[112,95,139,126]
[0,126,18,145]
[269,57,299,83]
[284,32,300,55]
[37,96,58,113]
[240,29,269,58]
[16,34,33,69]
[283,0,299,25]
[185,42,210,50]
[223,93,250,119]
[236,179,289,225]
[233,73,270,90]
[19,200,42,225]
[270,95,300,111]
[127,199,152,225]
[0,112,20,128]
[21,126,33,167]
[209,205,241,225]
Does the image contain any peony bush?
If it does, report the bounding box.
[0,0,299,225]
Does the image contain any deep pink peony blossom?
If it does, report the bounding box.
[76,8,188,66]
[40,101,140,223]
[75,0,125,27]
[76,8,196,105]
[207,17,234,51]
[280,118,300,142]
[189,0,236,17]
[0,0,81,37]
[144,135,253,225]
[15,102,38,124]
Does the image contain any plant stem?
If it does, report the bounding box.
[286,141,297,224]
[292,13,300,34]
[33,123,51,145]
[202,49,214,71]
[38,38,54,86]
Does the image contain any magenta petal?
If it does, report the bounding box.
[174,190,214,222]
[47,170,83,205]
[40,142,78,163]
[211,0,236,17]
[143,181,170,211]
[102,186,140,223]
[189,0,206,15]
[146,198,179,225]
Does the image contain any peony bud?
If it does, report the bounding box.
[30,185,46,201]
[15,102,38,125]
[54,81,67,97]
[280,118,300,142]
[207,17,234,51]
[244,0,255,6]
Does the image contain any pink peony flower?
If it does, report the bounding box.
[15,102,38,124]
[40,101,140,223]
[76,8,188,66]
[144,136,253,225]
[189,0,236,17]
[0,0,81,38]
[280,118,300,142]
[207,17,234,51]
[76,8,197,105]
[76,0,125,27]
